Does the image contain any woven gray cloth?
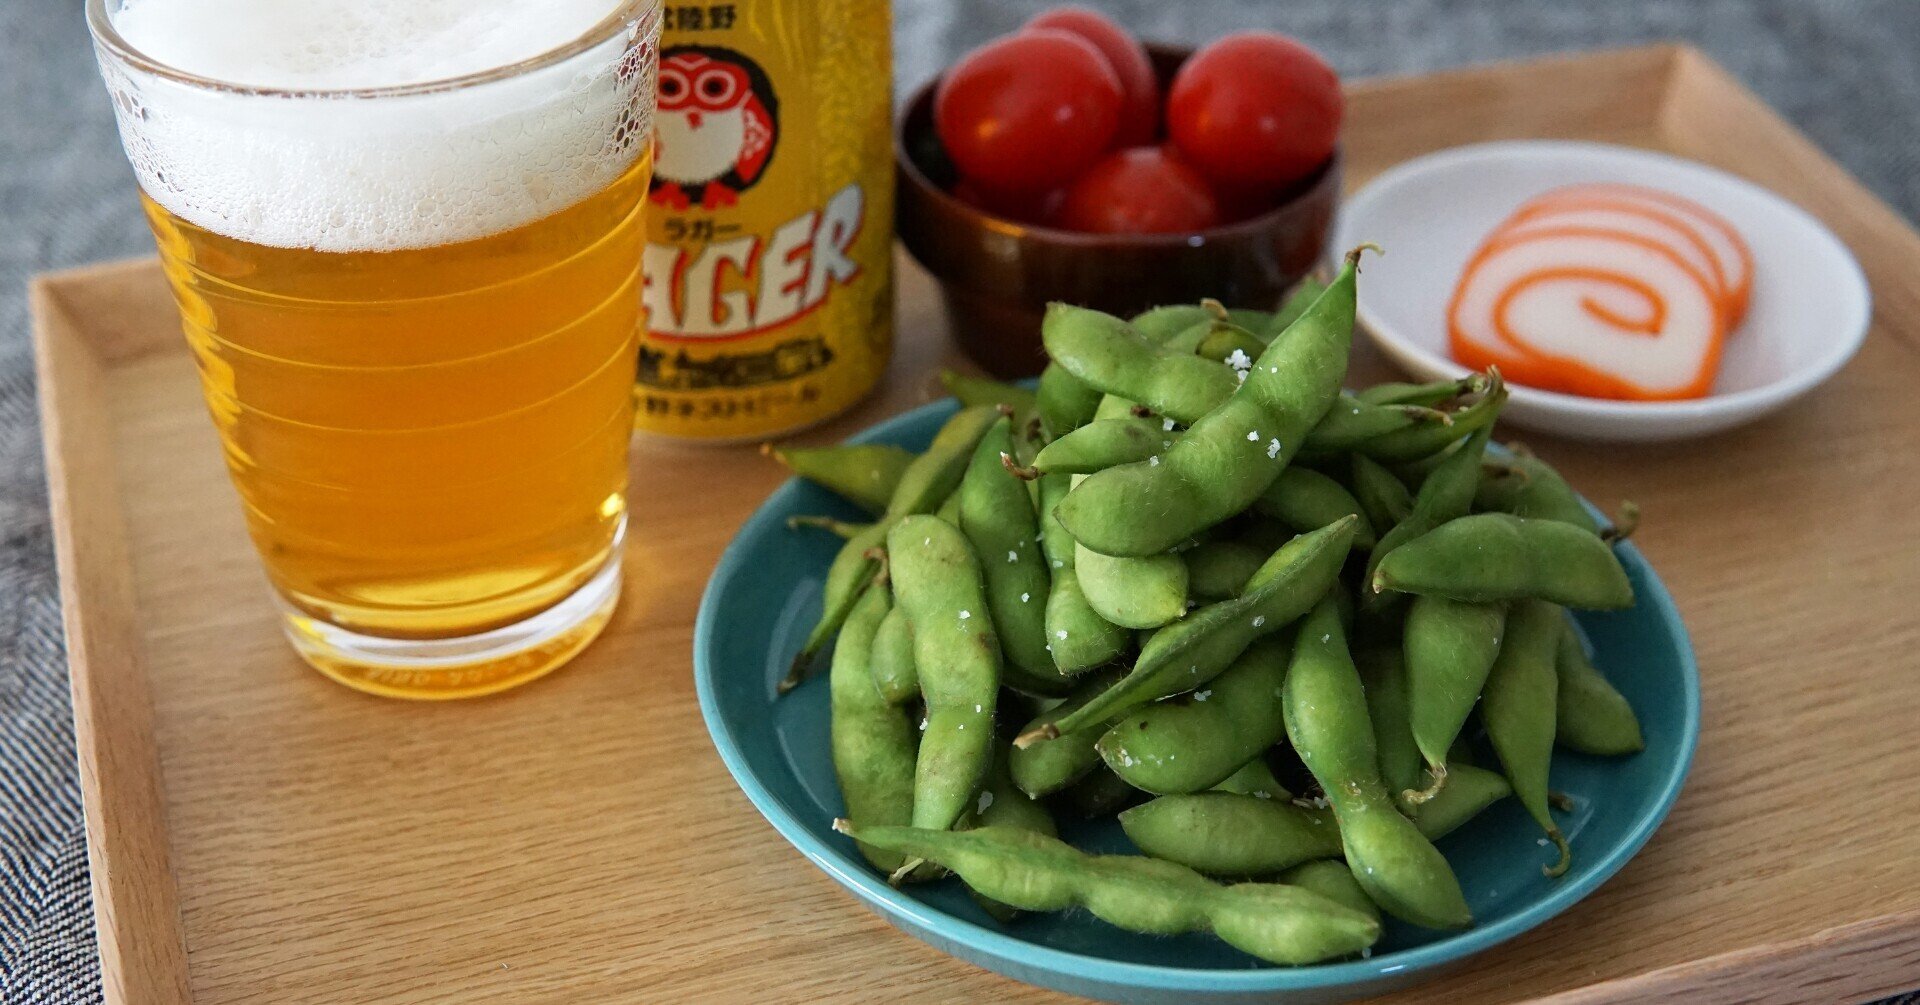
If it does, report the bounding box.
[3,1,1916,1001]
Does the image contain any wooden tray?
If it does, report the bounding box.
[32,45,1920,1004]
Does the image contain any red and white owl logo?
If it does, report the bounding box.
[651,47,778,211]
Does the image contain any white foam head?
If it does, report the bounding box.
[98,0,658,252]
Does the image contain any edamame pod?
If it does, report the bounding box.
[1036,363,1102,437]
[765,442,916,515]
[1278,860,1378,924]
[782,406,1002,691]
[959,418,1060,681]
[1554,620,1644,755]
[1357,644,1425,800]
[1477,445,1639,542]
[887,515,1002,833]
[1043,305,1241,427]
[1401,595,1506,802]
[1019,516,1356,747]
[1350,454,1414,530]
[1027,415,1182,475]
[1120,792,1340,876]
[1357,370,1505,463]
[868,605,918,705]
[1211,757,1292,800]
[1364,426,1497,605]
[1182,539,1269,600]
[1036,473,1130,674]
[1254,467,1377,550]
[1098,636,1292,794]
[1131,303,1217,342]
[832,822,1381,966]
[961,746,1058,923]
[1054,250,1359,557]
[830,584,917,872]
[1009,668,1122,797]
[1372,513,1635,610]
[1408,761,1512,840]
[940,370,1037,419]
[1482,598,1572,876]
[1355,375,1478,408]
[1283,595,1472,930]
[1302,394,1453,455]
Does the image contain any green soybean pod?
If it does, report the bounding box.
[962,746,1059,923]
[1302,394,1452,455]
[1277,860,1379,924]
[1009,668,1123,797]
[1037,363,1103,437]
[1482,598,1572,876]
[1350,454,1414,531]
[1225,307,1277,333]
[1356,644,1424,800]
[941,370,1038,418]
[1053,251,1358,557]
[1554,620,1644,755]
[1196,321,1268,364]
[786,515,871,539]
[1283,594,1472,930]
[1253,467,1377,550]
[782,406,1002,691]
[1182,539,1269,601]
[1098,635,1291,794]
[1043,305,1240,426]
[1363,426,1496,605]
[1028,416,1182,475]
[1264,277,1328,338]
[1477,446,1641,542]
[1119,792,1341,876]
[1372,513,1635,610]
[765,441,916,515]
[959,418,1060,682]
[831,822,1381,966]
[1211,756,1292,800]
[868,605,919,705]
[1355,375,1478,408]
[886,515,1001,834]
[1401,595,1506,802]
[1075,544,1190,630]
[1409,761,1513,840]
[1019,515,1356,747]
[1036,473,1130,674]
[1357,370,1505,463]
[1131,303,1217,342]
[830,584,917,873]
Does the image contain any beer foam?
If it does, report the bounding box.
[101,0,655,251]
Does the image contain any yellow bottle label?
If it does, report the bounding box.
[638,0,894,440]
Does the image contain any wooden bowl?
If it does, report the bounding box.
[895,44,1341,377]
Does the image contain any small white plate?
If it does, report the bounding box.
[1332,140,1871,441]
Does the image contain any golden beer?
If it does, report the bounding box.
[92,0,663,697]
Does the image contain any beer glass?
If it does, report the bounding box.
[87,0,662,698]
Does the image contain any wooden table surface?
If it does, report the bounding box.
[31,46,1920,1004]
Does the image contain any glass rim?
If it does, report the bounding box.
[85,0,661,99]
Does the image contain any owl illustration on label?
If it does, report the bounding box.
[651,46,779,211]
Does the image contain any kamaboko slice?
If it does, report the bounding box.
[1448,228,1726,400]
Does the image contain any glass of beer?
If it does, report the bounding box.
[87,0,662,699]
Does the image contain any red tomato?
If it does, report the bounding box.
[934,29,1123,195]
[1168,32,1342,192]
[1025,6,1159,146]
[1052,146,1222,235]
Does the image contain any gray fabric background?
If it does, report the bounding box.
[3,1,1916,1001]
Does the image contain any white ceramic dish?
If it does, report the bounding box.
[1332,140,1870,441]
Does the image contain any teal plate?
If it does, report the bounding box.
[694,395,1700,1005]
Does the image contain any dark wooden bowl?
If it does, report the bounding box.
[895,44,1341,377]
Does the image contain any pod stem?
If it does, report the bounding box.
[1000,451,1040,482]
[1200,297,1230,321]
[776,652,812,695]
[1012,723,1061,749]
[1401,761,1448,806]
[1543,828,1572,878]
[1602,501,1642,544]
[887,856,927,887]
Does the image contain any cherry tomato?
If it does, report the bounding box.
[1025,6,1159,146]
[934,29,1123,195]
[1052,146,1222,235]
[1168,32,1342,192]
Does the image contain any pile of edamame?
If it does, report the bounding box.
[772,248,1646,967]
